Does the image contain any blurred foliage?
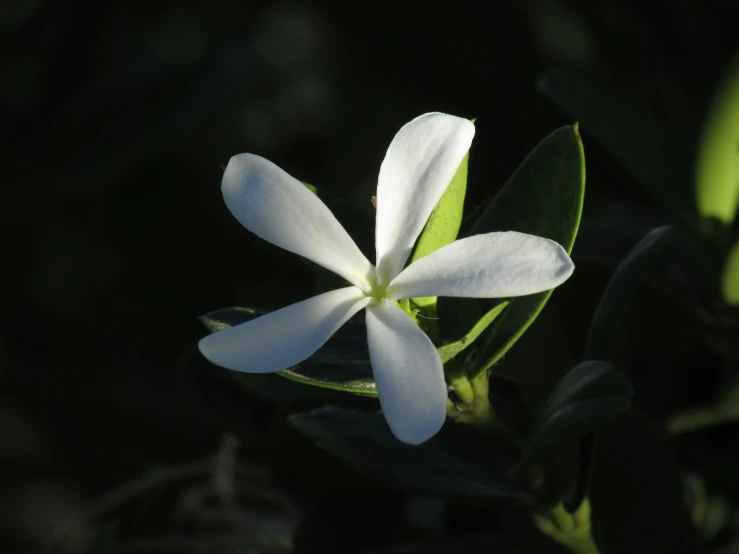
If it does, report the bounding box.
[2,0,739,553]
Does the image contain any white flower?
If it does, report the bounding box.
[199,113,574,445]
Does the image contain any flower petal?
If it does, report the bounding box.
[375,113,475,286]
[387,231,574,300]
[222,154,374,289]
[199,287,370,373]
[365,300,447,445]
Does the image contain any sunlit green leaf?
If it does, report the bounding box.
[721,237,739,305]
[289,407,535,505]
[409,151,469,309]
[537,71,701,233]
[696,53,739,225]
[585,226,672,360]
[466,125,585,377]
[511,361,633,474]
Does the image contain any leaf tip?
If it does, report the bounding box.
[573,121,582,141]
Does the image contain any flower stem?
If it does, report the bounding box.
[666,406,739,435]
[532,501,600,554]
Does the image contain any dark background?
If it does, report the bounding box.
[2,1,738,552]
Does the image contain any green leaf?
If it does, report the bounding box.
[537,71,702,233]
[199,307,377,397]
[289,407,535,505]
[722,237,739,305]
[584,225,673,360]
[409,151,469,309]
[488,374,533,444]
[200,306,257,333]
[301,181,375,259]
[537,433,597,514]
[436,296,484,345]
[696,52,739,225]
[467,125,585,376]
[511,361,633,473]
[437,301,508,364]
[560,433,596,513]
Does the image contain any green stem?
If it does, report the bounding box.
[447,366,476,406]
[666,407,739,435]
[445,367,497,427]
[567,533,600,554]
[533,501,601,554]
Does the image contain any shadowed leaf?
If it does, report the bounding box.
[585,225,673,360]
[290,407,535,505]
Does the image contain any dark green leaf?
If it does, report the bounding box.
[289,407,535,505]
[437,296,484,345]
[437,301,508,364]
[512,361,632,473]
[561,433,596,514]
[409,151,469,309]
[302,181,375,259]
[199,307,377,396]
[538,433,597,513]
[488,374,533,444]
[200,306,257,333]
[584,225,673,361]
[467,125,585,377]
[537,71,702,234]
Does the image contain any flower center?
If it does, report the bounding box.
[361,272,388,305]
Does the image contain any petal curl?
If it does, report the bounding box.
[386,232,574,300]
[374,113,475,286]
[365,300,447,445]
[199,287,370,373]
[222,154,374,289]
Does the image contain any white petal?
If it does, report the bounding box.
[222,154,374,290]
[374,113,475,286]
[365,300,447,445]
[386,232,574,300]
[199,287,370,373]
